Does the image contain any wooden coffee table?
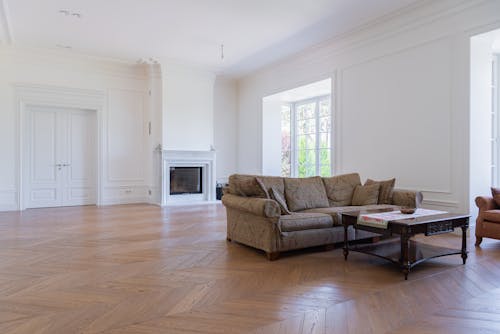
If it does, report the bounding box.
[341,209,469,280]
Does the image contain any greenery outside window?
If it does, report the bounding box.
[281,95,332,177]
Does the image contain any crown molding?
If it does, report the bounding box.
[235,0,487,80]
[0,45,153,80]
[0,0,13,44]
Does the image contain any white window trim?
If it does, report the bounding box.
[288,94,331,177]
[493,54,499,187]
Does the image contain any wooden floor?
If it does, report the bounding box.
[1,204,500,333]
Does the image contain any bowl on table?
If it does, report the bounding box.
[400,207,416,214]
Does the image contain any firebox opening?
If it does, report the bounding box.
[169,167,203,195]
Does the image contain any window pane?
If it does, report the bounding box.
[297,149,315,177]
[319,149,331,167]
[319,117,331,133]
[296,102,316,120]
[319,133,330,148]
[281,105,291,177]
[320,164,331,177]
[320,99,330,117]
[281,150,291,177]
[306,133,316,150]
[306,149,316,165]
[297,119,306,135]
[307,119,316,134]
[305,164,316,177]
[297,135,307,150]
[297,157,306,177]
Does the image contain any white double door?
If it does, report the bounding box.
[25,106,97,208]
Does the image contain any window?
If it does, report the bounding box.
[281,95,332,177]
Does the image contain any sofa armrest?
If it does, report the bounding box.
[475,196,497,212]
[222,194,281,218]
[391,189,423,208]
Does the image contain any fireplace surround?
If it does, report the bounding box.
[162,150,216,205]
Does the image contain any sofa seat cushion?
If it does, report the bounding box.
[299,204,399,225]
[279,213,333,232]
[483,210,500,224]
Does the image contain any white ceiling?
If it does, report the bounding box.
[0,0,423,76]
[266,79,332,103]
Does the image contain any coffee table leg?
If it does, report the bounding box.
[343,224,349,260]
[461,225,468,265]
[400,227,410,280]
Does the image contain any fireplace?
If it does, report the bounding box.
[169,167,203,195]
[162,150,216,205]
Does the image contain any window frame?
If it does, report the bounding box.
[286,94,332,177]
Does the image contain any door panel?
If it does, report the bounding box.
[26,107,97,208]
[28,109,61,208]
[64,110,97,206]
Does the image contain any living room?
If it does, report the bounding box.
[1,0,500,333]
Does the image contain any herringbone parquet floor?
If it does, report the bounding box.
[0,203,499,333]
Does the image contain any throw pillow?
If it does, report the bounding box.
[492,187,500,207]
[255,177,270,198]
[269,187,291,215]
[322,173,361,206]
[365,178,396,204]
[284,176,329,212]
[351,184,380,206]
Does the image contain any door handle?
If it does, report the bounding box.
[55,164,70,170]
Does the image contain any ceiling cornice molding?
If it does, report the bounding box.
[0,45,150,81]
[231,0,483,78]
[0,0,13,44]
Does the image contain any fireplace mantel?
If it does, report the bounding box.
[161,150,216,205]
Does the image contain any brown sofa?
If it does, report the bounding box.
[222,173,423,260]
[475,196,500,246]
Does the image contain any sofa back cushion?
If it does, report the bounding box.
[228,174,266,197]
[322,173,361,206]
[228,174,284,198]
[258,176,285,195]
[284,176,329,211]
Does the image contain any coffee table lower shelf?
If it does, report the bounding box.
[346,238,463,271]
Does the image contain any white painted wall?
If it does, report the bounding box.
[0,47,152,210]
[213,77,238,183]
[470,33,495,218]
[0,49,238,210]
[262,97,282,176]
[161,62,215,151]
[237,0,500,213]
[146,65,163,205]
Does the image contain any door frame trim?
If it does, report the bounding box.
[14,84,105,210]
